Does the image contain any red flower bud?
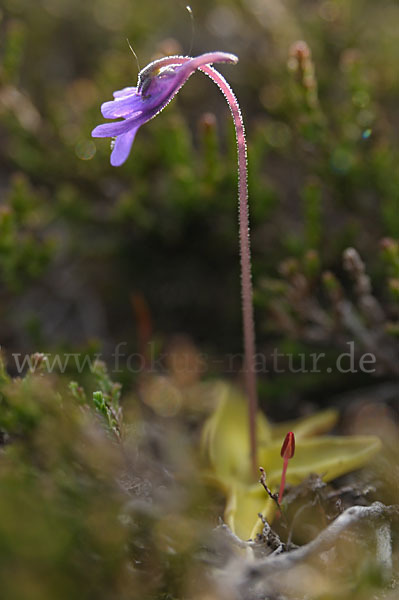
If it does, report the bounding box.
[280,431,295,459]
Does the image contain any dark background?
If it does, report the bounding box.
[0,0,398,408]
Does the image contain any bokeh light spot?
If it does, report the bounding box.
[352,89,370,108]
[75,140,96,161]
[319,1,340,22]
[331,148,354,174]
[265,121,291,148]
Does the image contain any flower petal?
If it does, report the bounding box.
[101,94,143,119]
[134,52,239,123]
[113,86,137,98]
[110,127,139,167]
[179,51,238,73]
[92,53,239,165]
[91,112,142,138]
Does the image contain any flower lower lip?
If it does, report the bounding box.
[92,52,239,167]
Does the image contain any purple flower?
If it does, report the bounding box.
[91,52,237,166]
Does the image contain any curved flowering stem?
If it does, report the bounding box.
[200,64,258,477]
[159,58,258,476]
[92,52,258,475]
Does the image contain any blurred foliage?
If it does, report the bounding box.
[0,351,397,599]
[0,357,216,599]
[0,0,398,362]
[0,0,398,598]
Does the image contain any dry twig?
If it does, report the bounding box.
[240,502,397,584]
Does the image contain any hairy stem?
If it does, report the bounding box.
[200,64,258,477]
[167,57,258,476]
[278,458,288,504]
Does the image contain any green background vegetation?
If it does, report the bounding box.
[0,1,398,598]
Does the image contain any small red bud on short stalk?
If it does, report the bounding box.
[278,432,295,505]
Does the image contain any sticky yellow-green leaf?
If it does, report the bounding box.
[201,383,271,484]
[270,408,338,441]
[259,435,382,486]
[202,386,382,540]
[225,483,275,540]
